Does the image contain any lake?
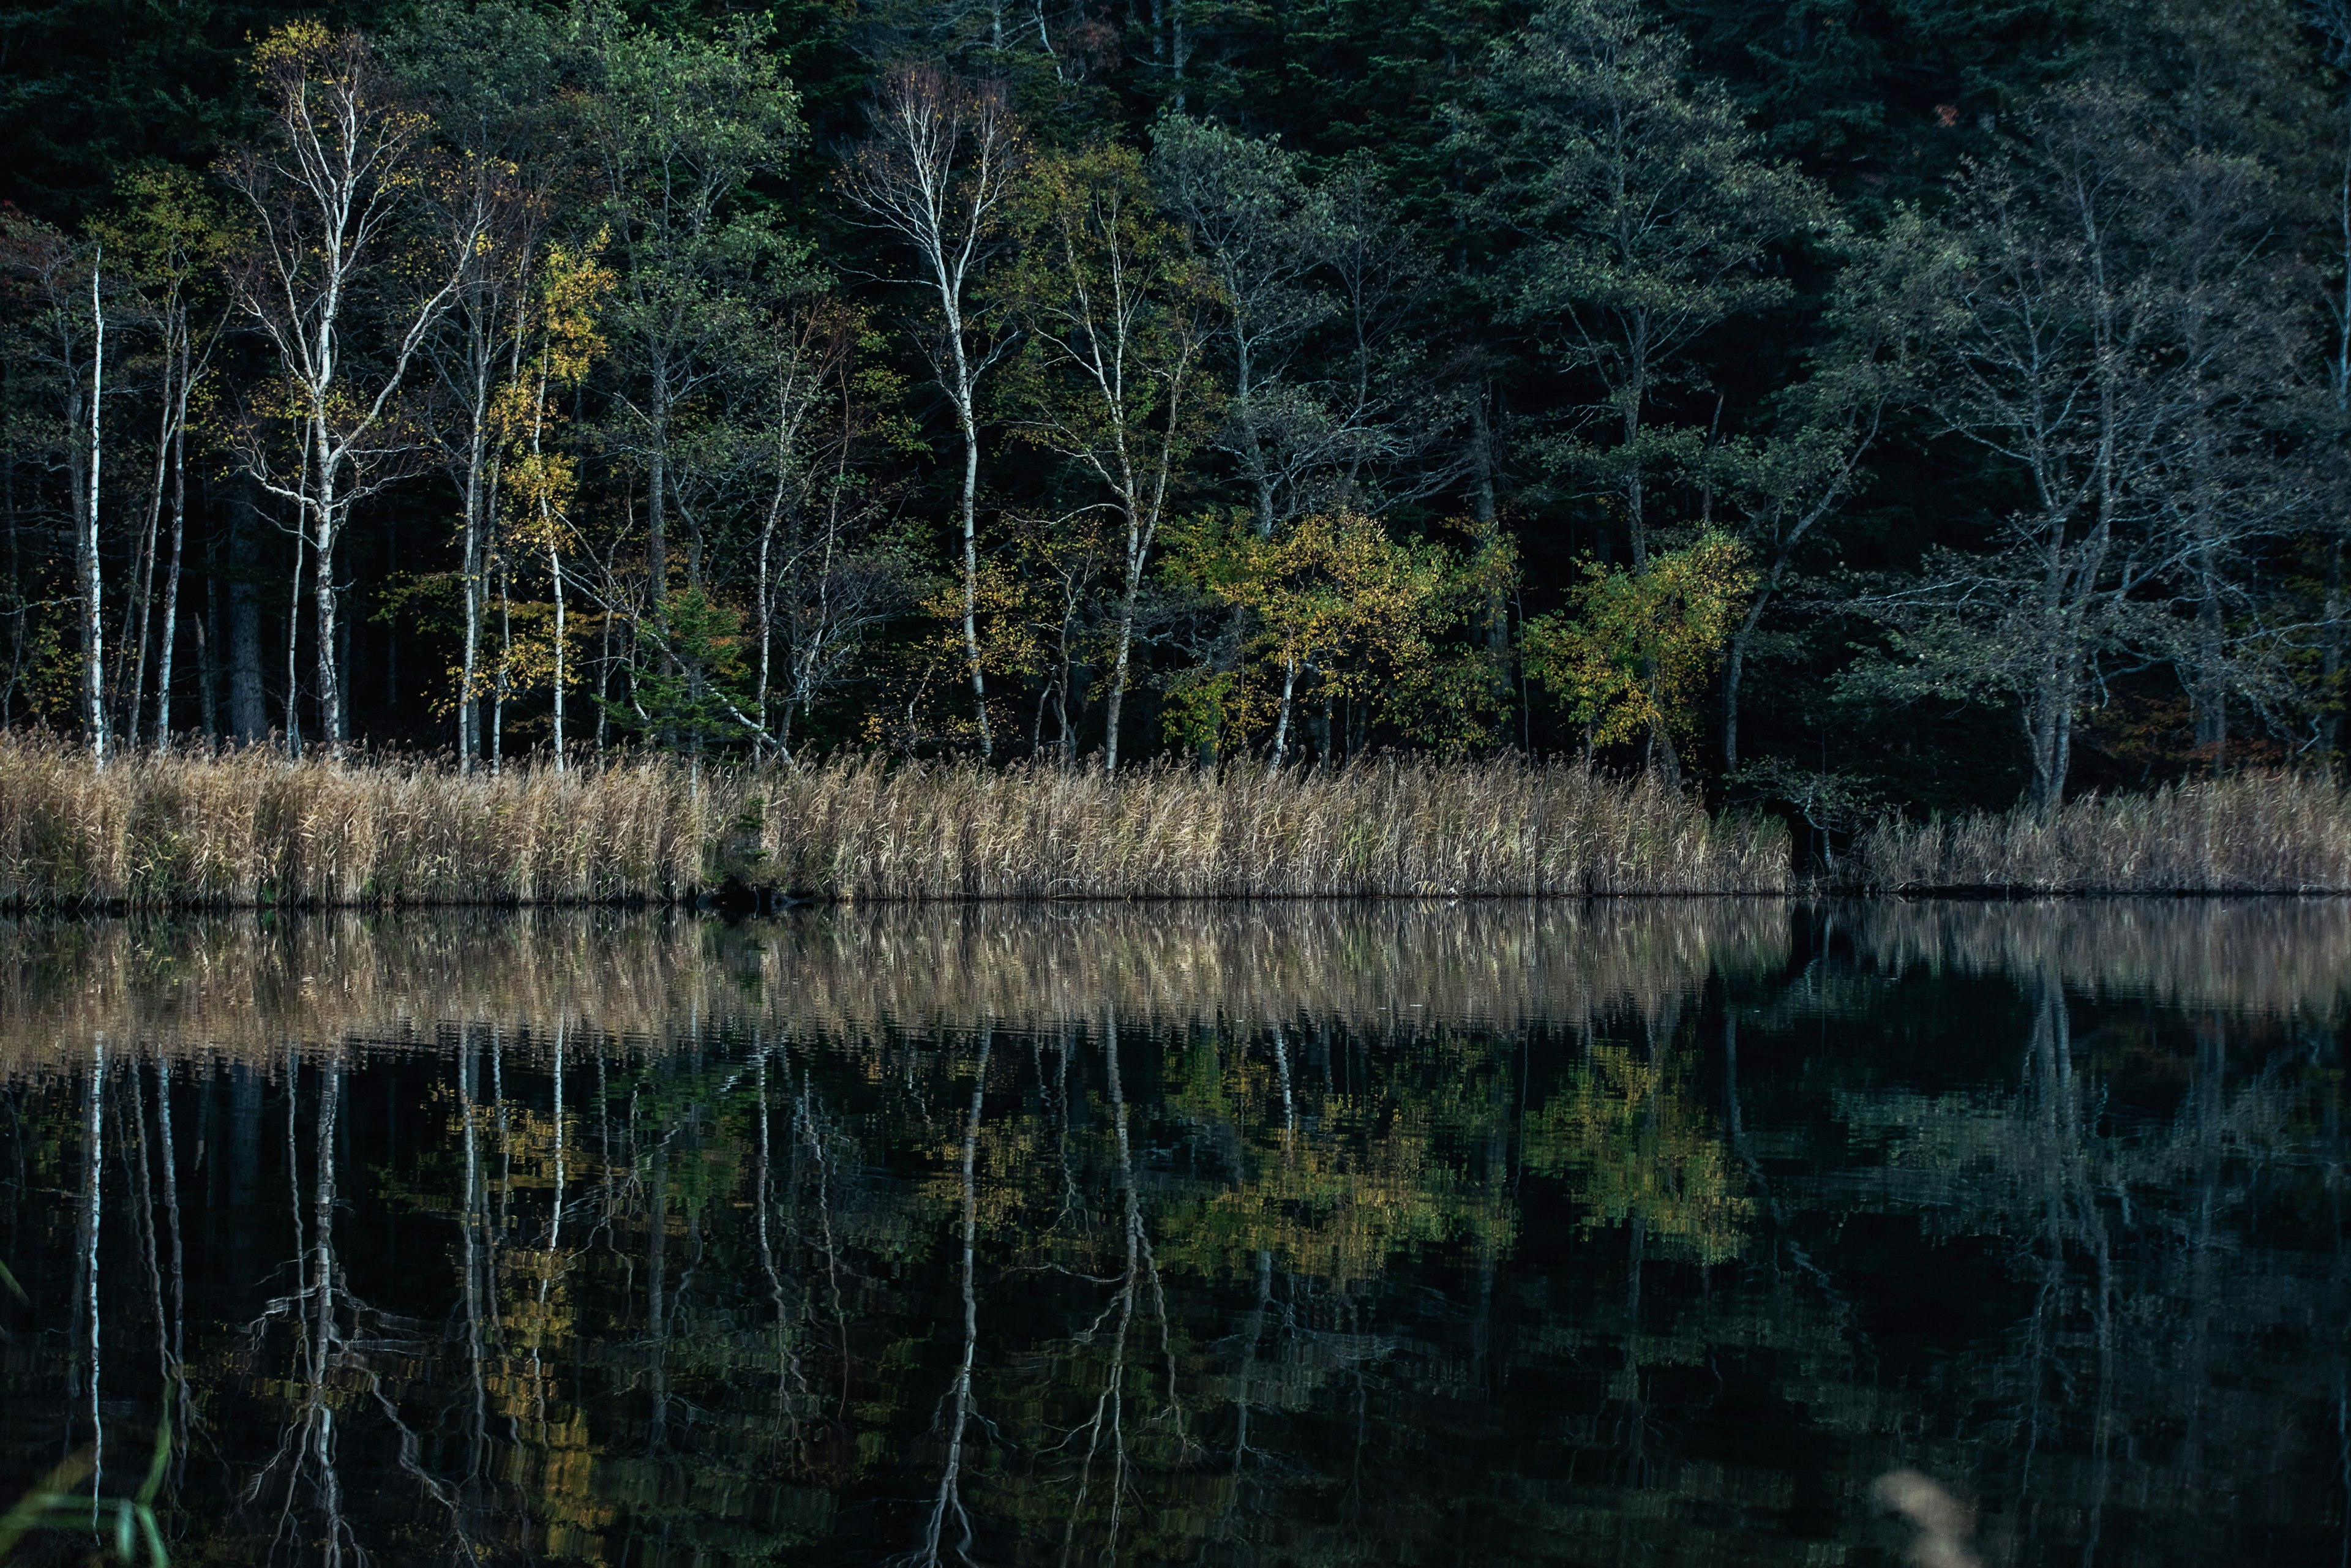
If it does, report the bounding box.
[0,901,2343,1566]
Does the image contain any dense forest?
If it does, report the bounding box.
[0,0,2343,819]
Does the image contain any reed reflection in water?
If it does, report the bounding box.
[0,900,2343,1566]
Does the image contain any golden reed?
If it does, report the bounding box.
[1853,771,2351,893]
[0,737,1788,907]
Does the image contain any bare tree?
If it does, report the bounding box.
[1847,84,2295,807]
[220,23,479,754]
[1152,126,1458,538]
[842,66,1022,759]
[102,170,228,753]
[81,254,108,765]
[756,303,914,756]
[2308,0,2351,765]
[394,0,564,770]
[1006,146,1215,773]
[1150,116,1335,538]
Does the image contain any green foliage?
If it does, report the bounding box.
[0,1389,173,1566]
[1465,0,1831,550]
[1524,531,1756,749]
[604,588,762,754]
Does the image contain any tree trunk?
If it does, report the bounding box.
[459,362,488,768]
[81,257,109,767]
[1269,658,1297,770]
[956,400,992,758]
[2325,537,2345,770]
[284,497,304,756]
[648,427,669,612]
[154,331,191,750]
[227,485,267,743]
[197,538,219,741]
[1722,585,1774,773]
[1104,579,1139,775]
[312,476,345,754]
[550,539,567,767]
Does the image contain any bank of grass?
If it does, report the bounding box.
[1853,770,2351,893]
[0,737,1789,907]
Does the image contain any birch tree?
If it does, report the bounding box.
[1006,146,1217,772]
[97,167,227,752]
[392,0,564,768]
[0,217,110,759]
[220,22,479,754]
[842,66,1021,758]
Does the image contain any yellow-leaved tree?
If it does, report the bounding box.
[1163,508,1515,763]
[484,234,611,767]
[1522,530,1755,776]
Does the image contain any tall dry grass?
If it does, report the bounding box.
[0,736,722,906]
[1853,771,2351,894]
[0,737,1788,907]
[749,753,1788,899]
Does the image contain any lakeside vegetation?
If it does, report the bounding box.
[7,738,2351,906]
[0,738,1791,907]
[5,0,2351,832]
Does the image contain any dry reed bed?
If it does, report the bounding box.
[0,902,1794,1073]
[1854,772,2351,893]
[0,738,1789,907]
[754,755,1788,898]
[0,740,718,906]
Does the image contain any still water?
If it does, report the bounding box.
[0,902,2344,1567]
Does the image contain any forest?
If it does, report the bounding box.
[1,0,2345,830]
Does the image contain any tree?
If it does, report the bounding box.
[1842,81,2299,808]
[841,66,1022,758]
[1163,507,1508,763]
[1152,122,1461,537]
[220,21,481,756]
[1005,145,1217,773]
[2298,0,2351,767]
[93,164,229,752]
[0,214,111,760]
[572,1,804,618]
[390,0,567,769]
[601,585,760,759]
[1465,0,1827,567]
[1149,116,1336,539]
[494,235,612,769]
[1523,530,1755,760]
[754,303,918,757]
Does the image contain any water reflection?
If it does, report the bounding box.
[0,901,2342,1566]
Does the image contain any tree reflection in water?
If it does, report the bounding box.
[0,901,2343,1566]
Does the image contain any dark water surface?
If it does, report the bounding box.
[0,902,2344,1567]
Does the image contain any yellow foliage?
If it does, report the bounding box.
[1522,531,1755,749]
[1162,508,1513,750]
